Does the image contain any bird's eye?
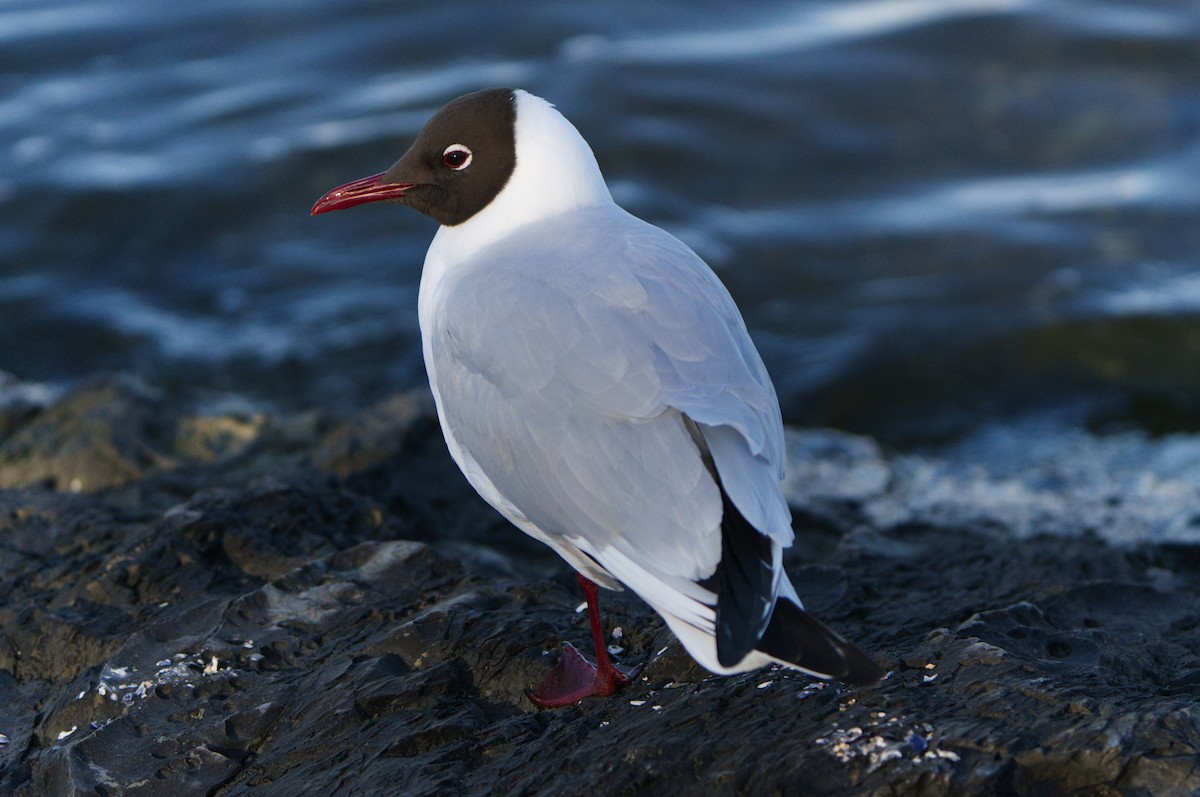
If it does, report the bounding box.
[442,144,473,171]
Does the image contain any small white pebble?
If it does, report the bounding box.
[656,646,669,657]
[629,699,647,706]
[56,726,77,741]
[756,680,772,689]
[611,627,623,639]
[203,656,219,675]
[923,673,938,683]
[156,659,171,668]
[97,685,107,697]
[0,733,10,746]
[924,662,935,670]
[68,478,83,493]
[574,601,587,614]
[599,721,609,728]
[651,705,663,711]
[75,691,86,701]
[607,645,624,655]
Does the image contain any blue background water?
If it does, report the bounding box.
[2,0,1198,443]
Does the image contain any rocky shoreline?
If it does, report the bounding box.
[2,374,1198,796]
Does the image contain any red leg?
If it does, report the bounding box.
[530,574,643,708]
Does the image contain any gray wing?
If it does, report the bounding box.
[429,204,791,586]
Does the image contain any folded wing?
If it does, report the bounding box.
[428,204,793,657]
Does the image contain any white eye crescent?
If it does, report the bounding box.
[442,144,473,170]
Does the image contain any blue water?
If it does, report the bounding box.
[2,0,1198,442]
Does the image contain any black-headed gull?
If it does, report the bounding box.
[313,88,882,707]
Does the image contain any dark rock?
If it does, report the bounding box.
[0,372,60,441]
[310,390,435,478]
[1,375,1199,796]
[0,375,174,492]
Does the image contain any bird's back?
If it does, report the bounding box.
[420,203,792,612]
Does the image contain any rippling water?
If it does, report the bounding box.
[2,0,1198,442]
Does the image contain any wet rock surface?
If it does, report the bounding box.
[1,374,1199,796]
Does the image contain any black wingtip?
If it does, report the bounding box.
[694,423,880,681]
[713,489,775,668]
[757,599,885,686]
